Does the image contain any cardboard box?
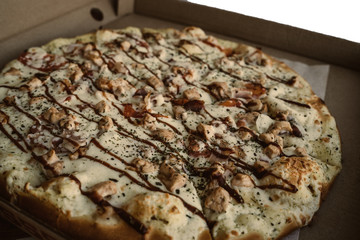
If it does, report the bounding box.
[0,0,359,239]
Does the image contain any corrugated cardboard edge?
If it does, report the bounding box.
[0,197,67,240]
[134,0,360,71]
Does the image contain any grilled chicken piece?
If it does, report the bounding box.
[204,187,230,213]
[147,76,164,90]
[183,88,201,100]
[132,158,158,173]
[158,161,187,192]
[208,82,229,99]
[197,123,215,141]
[264,144,281,159]
[98,116,113,131]
[95,100,110,114]
[231,173,254,188]
[152,129,175,141]
[43,107,66,124]
[89,181,117,202]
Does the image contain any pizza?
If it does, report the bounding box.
[0,26,341,240]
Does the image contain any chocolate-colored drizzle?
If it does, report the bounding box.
[12,104,41,124]
[44,84,94,122]
[143,132,184,161]
[123,51,159,79]
[217,176,244,203]
[83,155,149,190]
[156,118,181,135]
[0,124,27,153]
[103,54,142,86]
[289,120,303,138]
[277,97,311,109]
[266,74,298,86]
[0,85,20,90]
[18,51,68,72]
[85,141,206,221]
[66,174,149,234]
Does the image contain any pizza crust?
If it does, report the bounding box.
[17,190,143,240]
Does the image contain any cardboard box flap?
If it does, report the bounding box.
[0,0,121,68]
[0,0,101,42]
[134,0,360,71]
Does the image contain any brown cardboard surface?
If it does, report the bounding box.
[0,0,98,42]
[0,0,119,69]
[0,197,67,240]
[117,0,135,16]
[303,65,360,240]
[0,0,359,239]
[134,0,360,71]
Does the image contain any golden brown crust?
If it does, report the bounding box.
[144,228,172,240]
[0,174,11,201]
[225,232,264,240]
[198,229,212,240]
[275,217,300,240]
[17,191,143,240]
[319,170,340,201]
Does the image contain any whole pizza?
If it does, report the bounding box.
[0,26,341,240]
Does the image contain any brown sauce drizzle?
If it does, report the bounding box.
[18,51,68,72]
[155,118,181,135]
[103,54,142,86]
[42,78,175,157]
[200,39,223,52]
[143,132,185,162]
[6,121,32,151]
[82,155,150,189]
[257,183,297,193]
[66,174,149,234]
[216,176,244,203]
[277,97,311,109]
[0,124,27,153]
[83,141,206,221]
[123,51,159,79]
[289,120,303,138]
[88,143,206,220]
[12,104,41,124]
[44,84,94,122]
[0,85,20,90]
[266,74,297,86]
[186,128,298,194]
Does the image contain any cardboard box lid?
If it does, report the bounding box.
[134,0,360,71]
[0,0,119,69]
[0,0,98,42]
[1,0,359,71]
